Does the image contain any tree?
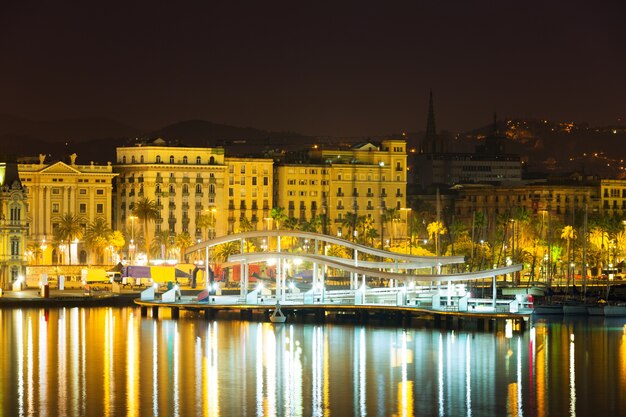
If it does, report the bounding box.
[83,217,112,263]
[197,213,215,240]
[427,221,447,256]
[382,207,400,243]
[54,212,84,264]
[238,216,254,233]
[270,207,288,230]
[109,230,126,256]
[133,198,160,260]
[174,232,194,261]
[151,230,175,259]
[561,225,577,290]
[341,212,359,241]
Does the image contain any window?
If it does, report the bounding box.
[196,184,202,193]
[252,177,257,186]
[183,156,188,164]
[170,155,175,164]
[263,177,269,186]
[52,188,60,195]
[196,156,202,164]
[123,156,127,163]
[97,204,104,214]
[131,156,136,163]
[52,203,59,213]
[79,188,87,195]
[156,155,161,163]
[140,155,144,163]
[11,239,19,256]
[96,189,104,195]
[79,203,86,214]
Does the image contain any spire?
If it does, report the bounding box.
[425,89,437,139]
[492,112,499,135]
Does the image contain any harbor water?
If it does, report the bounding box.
[1,307,625,416]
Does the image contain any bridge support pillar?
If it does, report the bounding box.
[240,309,252,320]
[171,307,180,319]
[204,309,215,320]
[152,306,159,318]
[315,309,325,323]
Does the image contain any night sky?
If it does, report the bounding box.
[1,1,624,137]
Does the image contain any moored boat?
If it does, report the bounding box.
[604,305,626,317]
[533,304,563,315]
[563,304,589,315]
[587,305,605,316]
[270,303,287,323]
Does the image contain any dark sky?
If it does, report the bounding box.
[1,1,624,137]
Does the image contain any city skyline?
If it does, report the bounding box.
[1,1,624,137]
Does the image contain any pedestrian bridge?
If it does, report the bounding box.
[183,230,524,312]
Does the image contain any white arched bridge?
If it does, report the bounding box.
[183,230,525,313]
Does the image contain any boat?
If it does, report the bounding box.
[270,303,287,323]
[587,305,605,316]
[533,304,563,315]
[563,304,588,315]
[604,305,626,317]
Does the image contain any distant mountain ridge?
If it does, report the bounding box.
[2,114,626,178]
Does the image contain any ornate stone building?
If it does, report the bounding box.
[18,153,117,264]
[0,159,28,289]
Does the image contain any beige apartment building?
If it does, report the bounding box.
[114,139,274,254]
[18,153,117,264]
[275,140,408,240]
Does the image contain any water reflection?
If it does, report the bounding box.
[3,309,626,416]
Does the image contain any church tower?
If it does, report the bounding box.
[420,90,445,154]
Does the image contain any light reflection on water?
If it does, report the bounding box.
[2,308,626,416]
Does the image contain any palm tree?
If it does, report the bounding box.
[174,231,194,262]
[341,212,359,240]
[238,216,254,233]
[197,213,215,240]
[382,207,400,244]
[83,218,112,263]
[54,212,84,264]
[151,230,175,259]
[270,206,288,230]
[133,198,160,261]
[427,221,447,256]
[561,225,577,290]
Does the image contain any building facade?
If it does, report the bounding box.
[18,153,117,264]
[0,160,28,289]
[275,140,408,241]
[114,139,274,258]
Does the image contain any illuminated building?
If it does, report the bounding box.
[0,158,28,289]
[275,140,407,240]
[114,139,274,246]
[18,153,117,264]
[412,93,522,189]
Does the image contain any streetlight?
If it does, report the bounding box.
[400,208,412,254]
[40,239,47,265]
[129,215,137,264]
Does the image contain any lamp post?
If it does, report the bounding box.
[40,239,47,265]
[129,215,137,265]
[400,208,412,254]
